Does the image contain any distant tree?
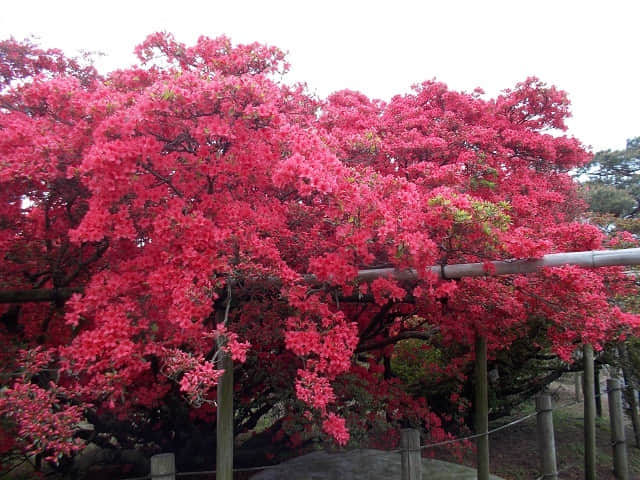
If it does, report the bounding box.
[579,137,640,221]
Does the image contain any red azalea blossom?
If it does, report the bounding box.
[0,33,639,464]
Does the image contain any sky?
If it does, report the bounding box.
[1,0,638,152]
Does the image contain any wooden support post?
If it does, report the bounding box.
[607,378,629,480]
[584,343,597,480]
[216,348,234,480]
[626,387,640,449]
[150,453,175,480]
[618,343,640,448]
[400,428,422,480]
[216,310,234,480]
[536,394,558,480]
[575,372,582,402]
[475,334,489,480]
[595,365,602,417]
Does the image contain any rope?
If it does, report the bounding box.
[416,411,538,451]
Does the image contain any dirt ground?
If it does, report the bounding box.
[432,374,640,479]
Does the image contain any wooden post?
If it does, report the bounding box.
[400,428,422,480]
[536,394,558,480]
[150,453,175,480]
[575,372,582,402]
[626,386,640,448]
[216,310,234,480]
[595,365,602,417]
[475,334,489,480]
[618,343,640,448]
[607,378,629,480]
[584,343,597,480]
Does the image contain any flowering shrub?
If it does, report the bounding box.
[0,33,638,466]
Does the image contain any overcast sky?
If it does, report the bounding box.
[1,0,638,152]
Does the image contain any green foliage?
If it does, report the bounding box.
[578,137,640,220]
[391,338,444,387]
[584,184,637,217]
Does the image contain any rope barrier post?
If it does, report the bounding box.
[536,394,558,480]
[607,378,629,480]
[584,343,597,480]
[400,428,421,480]
[474,333,489,480]
[150,453,175,480]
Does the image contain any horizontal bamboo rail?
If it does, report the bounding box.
[357,247,640,282]
[3,248,640,304]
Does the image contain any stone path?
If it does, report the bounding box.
[251,449,504,479]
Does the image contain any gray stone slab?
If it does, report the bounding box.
[251,449,504,479]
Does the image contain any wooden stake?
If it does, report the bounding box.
[150,453,175,480]
[536,394,558,480]
[595,365,602,418]
[475,334,489,480]
[618,343,640,448]
[575,372,582,402]
[584,344,596,480]
[400,428,422,480]
[216,309,234,480]
[607,378,629,480]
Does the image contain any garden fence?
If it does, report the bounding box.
[121,373,634,480]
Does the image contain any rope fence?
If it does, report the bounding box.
[121,376,633,480]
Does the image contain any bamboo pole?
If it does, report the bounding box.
[475,334,489,480]
[536,394,558,480]
[356,247,640,283]
[584,344,597,480]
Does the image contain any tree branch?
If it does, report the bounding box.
[0,288,82,304]
[355,328,438,353]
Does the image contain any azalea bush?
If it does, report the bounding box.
[1,33,639,469]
